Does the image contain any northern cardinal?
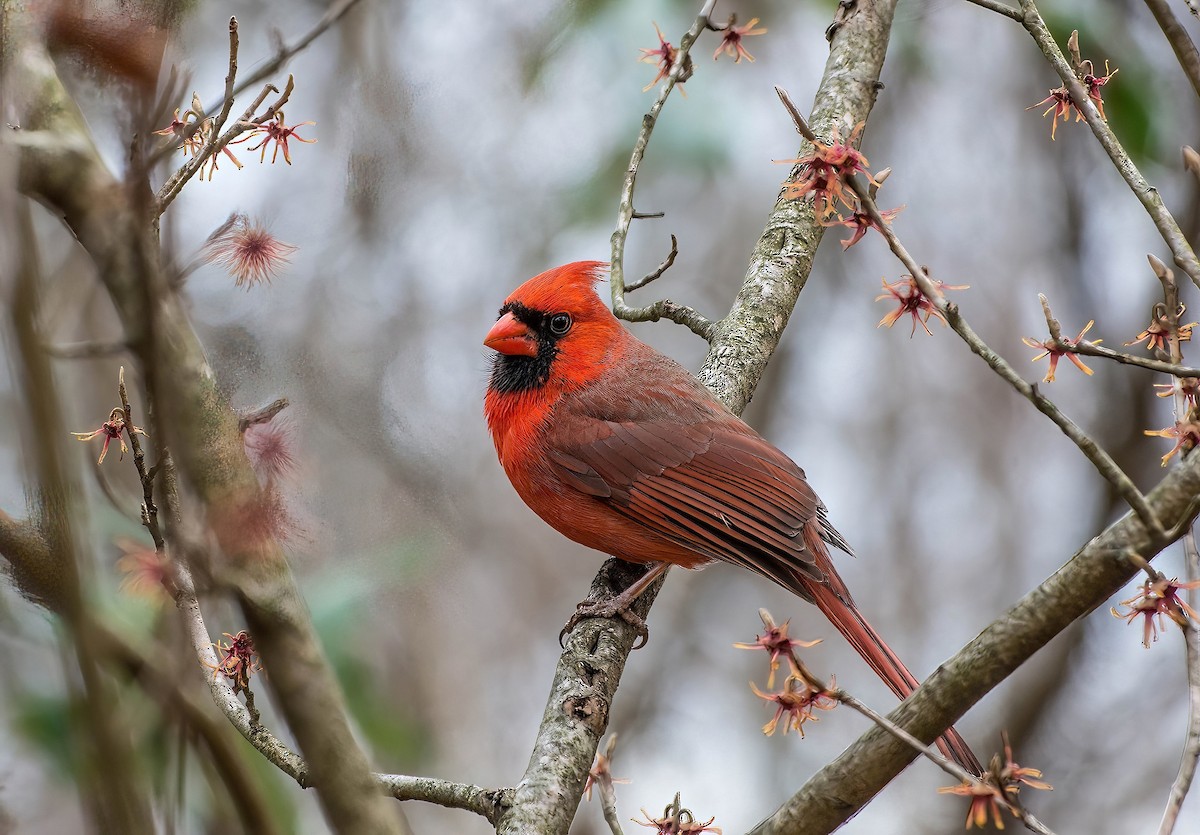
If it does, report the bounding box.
[484,261,980,773]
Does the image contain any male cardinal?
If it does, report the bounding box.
[484,261,980,773]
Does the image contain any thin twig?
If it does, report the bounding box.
[237,397,290,432]
[118,366,164,552]
[775,87,817,142]
[1015,0,1200,291]
[835,690,1057,835]
[608,1,719,341]
[149,0,363,169]
[1159,530,1200,834]
[156,76,292,216]
[961,0,1025,20]
[170,563,505,820]
[625,236,678,292]
[1067,342,1200,378]
[844,174,1167,540]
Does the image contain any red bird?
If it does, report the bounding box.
[484,261,979,773]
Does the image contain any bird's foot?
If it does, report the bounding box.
[559,593,650,649]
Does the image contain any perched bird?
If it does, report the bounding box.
[484,261,980,773]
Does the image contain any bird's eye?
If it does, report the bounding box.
[549,313,572,336]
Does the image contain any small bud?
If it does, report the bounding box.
[1067,30,1082,71]
[1148,253,1171,281]
[1183,145,1200,176]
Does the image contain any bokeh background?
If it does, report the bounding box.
[4,0,1200,832]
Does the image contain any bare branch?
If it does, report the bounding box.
[1158,529,1200,835]
[237,397,291,432]
[625,235,678,292]
[753,452,1200,833]
[609,1,719,341]
[1015,0,1200,291]
[1144,0,1200,100]
[961,0,1025,21]
[848,178,1166,539]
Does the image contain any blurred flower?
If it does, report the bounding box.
[633,807,721,834]
[204,214,297,288]
[1022,320,1099,382]
[210,630,263,693]
[246,111,316,165]
[71,407,145,464]
[217,487,301,550]
[876,275,966,337]
[584,735,630,802]
[1080,59,1118,120]
[1112,576,1200,646]
[1125,305,1196,353]
[780,122,878,217]
[749,674,836,738]
[733,608,820,688]
[938,780,1007,830]
[1026,87,1072,140]
[824,204,903,250]
[712,17,766,63]
[243,419,296,483]
[1144,419,1200,466]
[115,538,171,602]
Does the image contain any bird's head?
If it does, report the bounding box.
[485,261,622,395]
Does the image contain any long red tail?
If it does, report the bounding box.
[809,581,982,775]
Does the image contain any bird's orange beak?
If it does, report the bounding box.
[484,312,538,357]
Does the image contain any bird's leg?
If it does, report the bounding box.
[559,561,670,649]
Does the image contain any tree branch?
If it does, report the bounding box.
[11,25,408,835]
[752,452,1200,833]
[1015,0,1200,291]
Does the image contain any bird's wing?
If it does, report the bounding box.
[548,419,833,594]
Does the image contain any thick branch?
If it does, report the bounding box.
[752,452,1200,833]
[12,28,407,835]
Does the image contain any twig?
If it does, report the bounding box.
[830,689,1055,834]
[1158,532,1200,835]
[1066,342,1200,379]
[625,236,678,292]
[844,175,1167,541]
[1015,0,1200,291]
[237,397,290,432]
[171,563,505,821]
[608,1,719,341]
[961,0,1025,20]
[1144,0,1200,100]
[774,87,817,142]
[156,75,292,216]
[118,366,164,552]
[44,340,129,359]
[149,0,363,170]
[227,0,364,104]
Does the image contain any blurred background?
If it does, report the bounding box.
[3,0,1200,832]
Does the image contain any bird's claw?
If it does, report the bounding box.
[559,597,650,649]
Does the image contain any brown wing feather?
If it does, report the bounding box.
[547,419,830,596]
